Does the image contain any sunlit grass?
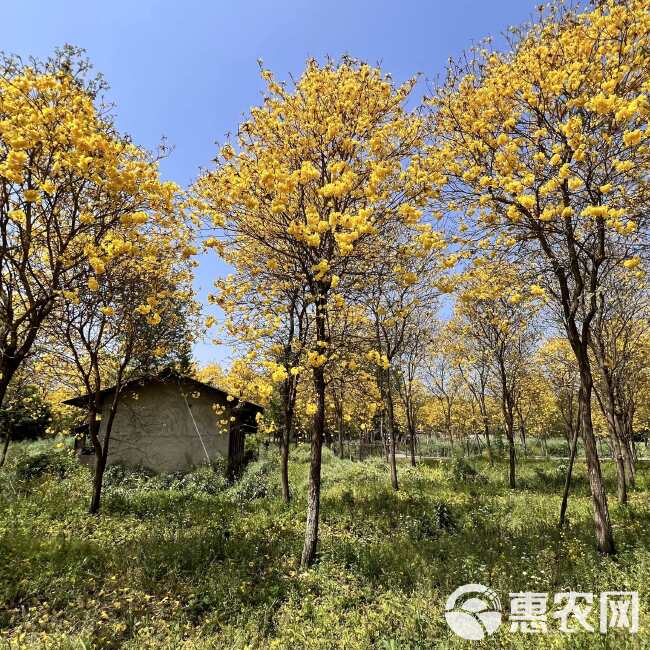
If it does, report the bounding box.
[1,440,648,648]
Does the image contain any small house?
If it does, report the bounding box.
[64,369,263,474]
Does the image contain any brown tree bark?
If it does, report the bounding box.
[594,363,629,504]
[301,363,325,568]
[88,407,104,514]
[280,429,291,504]
[608,421,628,505]
[279,380,294,504]
[559,419,580,529]
[506,422,516,489]
[0,377,10,469]
[408,422,416,467]
[501,390,516,488]
[620,421,636,488]
[483,418,494,467]
[577,367,615,554]
[383,368,399,490]
[88,368,124,514]
[0,428,10,470]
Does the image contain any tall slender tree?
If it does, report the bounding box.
[194,58,437,566]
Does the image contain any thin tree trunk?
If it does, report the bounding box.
[620,428,635,487]
[87,406,103,514]
[88,376,123,515]
[280,429,290,504]
[608,422,627,505]
[503,399,516,488]
[384,371,399,490]
[0,427,10,470]
[507,426,516,489]
[89,452,106,514]
[559,397,582,529]
[301,364,325,568]
[0,377,13,469]
[484,418,494,466]
[578,370,616,555]
[408,422,416,467]
[279,381,293,503]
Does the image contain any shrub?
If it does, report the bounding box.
[448,457,479,482]
[14,449,76,482]
[103,463,155,490]
[150,465,229,496]
[229,452,279,503]
[104,461,229,496]
[412,501,456,539]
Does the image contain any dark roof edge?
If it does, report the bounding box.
[62,369,264,412]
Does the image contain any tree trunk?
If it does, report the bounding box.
[620,427,635,488]
[279,382,293,504]
[336,402,344,458]
[0,426,10,470]
[89,452,106,514]
[578,370,616,554]
[280,431,290,504]
[301,363,325,568]
[87,406,104,514]
[0,375,13,469]
[507,428,516,489]
[598,376,628,504]
[408,423,416,467]
[608,421,627,505]
[559,419,580,529]
[503,401,516,489]
[384,371,399,490]
[88,379,122,515]
[484,418,494,466]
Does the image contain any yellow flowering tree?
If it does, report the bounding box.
[194,58,432,566]
[428,0,649,553]
[0,47,181,423]
[591,271,649,501]
[449,323,496,465]
[453,262,540,487]
[365,248,441,488]
[50,214,195,513]
[423,325,465,454]
[210,270,312,503]
[394,310,437,466]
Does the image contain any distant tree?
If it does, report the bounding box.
[453,262,540,488]
[0,366,50,468]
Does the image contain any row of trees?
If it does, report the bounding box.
[1,1,647,568]
[194,0,649,564]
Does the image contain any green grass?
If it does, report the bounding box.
[1,440,649,648]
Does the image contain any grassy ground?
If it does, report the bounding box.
[0,440,649,649]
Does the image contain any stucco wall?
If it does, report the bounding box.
[98,379,231,473]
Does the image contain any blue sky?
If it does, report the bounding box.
[5,0,541,367]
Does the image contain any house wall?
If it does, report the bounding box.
[97,380,231,473]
